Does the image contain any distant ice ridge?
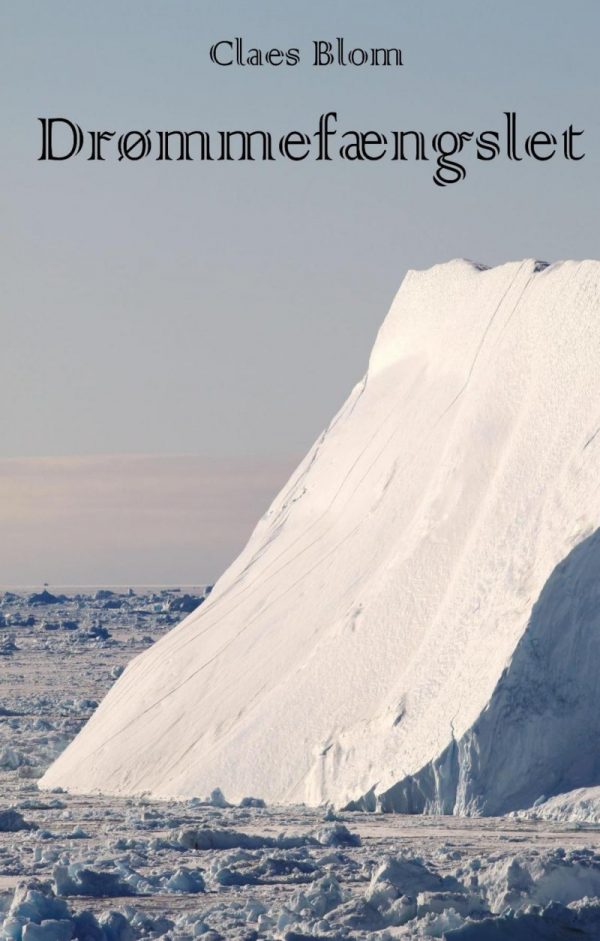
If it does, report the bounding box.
[42,258,600,815]
[516,786,600,825]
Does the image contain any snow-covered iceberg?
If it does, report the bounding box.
[41,259,600,814]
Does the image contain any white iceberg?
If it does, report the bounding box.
[41,258,600,815]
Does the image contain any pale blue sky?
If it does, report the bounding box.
[2,1,599,582]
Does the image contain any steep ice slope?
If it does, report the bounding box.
[42,259,600,814]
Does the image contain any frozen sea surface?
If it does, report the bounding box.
[2,589,600,940]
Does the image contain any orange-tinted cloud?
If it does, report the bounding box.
[0,454,296,587]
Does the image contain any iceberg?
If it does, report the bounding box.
[41,259,600,814]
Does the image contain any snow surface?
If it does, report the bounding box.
[42,259,600,814]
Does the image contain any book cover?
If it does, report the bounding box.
[2,2,600,936]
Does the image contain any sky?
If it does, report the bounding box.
[2,0,599,584]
